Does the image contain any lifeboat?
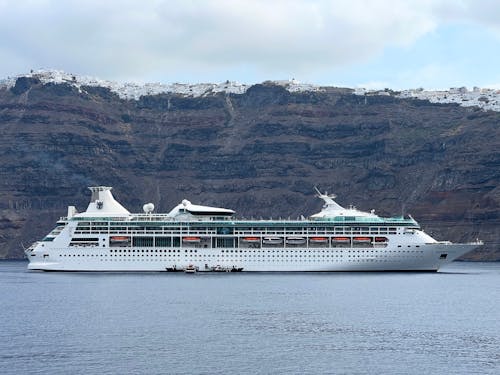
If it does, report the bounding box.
[110,236,130,243]
[184,264,198,273]
[286,237,306,245]
[332,237,350,243]
[241,237,261,243]
[309,237,328,243]
[262,237,283,245]
[374,237,388,243]
[182,237,201,243]
[353,237,371,243]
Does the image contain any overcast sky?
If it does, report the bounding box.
[0,0,499,89]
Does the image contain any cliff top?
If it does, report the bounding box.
[1,69,499,112]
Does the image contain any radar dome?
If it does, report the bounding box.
[182,199,191,207]
[143,203,155,214]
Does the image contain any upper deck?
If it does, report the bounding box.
[59,186,420,230]
[65,214,418,226]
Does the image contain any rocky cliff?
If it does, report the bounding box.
[0,75,499,260]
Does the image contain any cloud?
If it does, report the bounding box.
[0,0,498,84]
[435,0,500,35]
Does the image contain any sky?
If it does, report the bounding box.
[0,0,499,89]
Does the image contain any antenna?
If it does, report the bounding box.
[314,186,337,200]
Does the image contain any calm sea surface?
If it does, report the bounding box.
[0,261,499,375]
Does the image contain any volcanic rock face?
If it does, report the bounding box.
[0,78,498,260]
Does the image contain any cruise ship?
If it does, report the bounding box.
[25,186,482,272]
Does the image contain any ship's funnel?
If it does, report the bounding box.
[76,186,130,217]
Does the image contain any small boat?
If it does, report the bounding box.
[182,237,201,243]
[353,237,371,243]
[211,265,244,272]
[241,237,261,243]
[110,236,130,243]
[166,265,182,272]
[184,264,198,273]
[309,237,328,243]
[332,237,350,243]
[262,237,283,245]
[286,237,306,245]
[211,265,230,272]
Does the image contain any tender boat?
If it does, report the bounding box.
[262,237,283,245]
[211,265,244,272]
[309,237,328,244]
[166,265,182,272]
[184,264,198,273]
[353,237,371,243]
[110,236,130,243]
[241,237,261,243]
[332,237,350,243]
[182,237,201,243]
[286,237,306,245]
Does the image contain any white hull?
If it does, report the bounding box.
[27,242,479,272]
[25,186,483,273]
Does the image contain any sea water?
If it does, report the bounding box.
[0,261,499,374]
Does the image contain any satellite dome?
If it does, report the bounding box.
[182,199,191,207]
[143,203,155,214]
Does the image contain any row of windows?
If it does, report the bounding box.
[77,222,403,230]
[107,248,423,254]
[103,254,424,259]
[59,254,425,262]
[61,248,426,257]
[75,224,402,236]
[100,258,412,263]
